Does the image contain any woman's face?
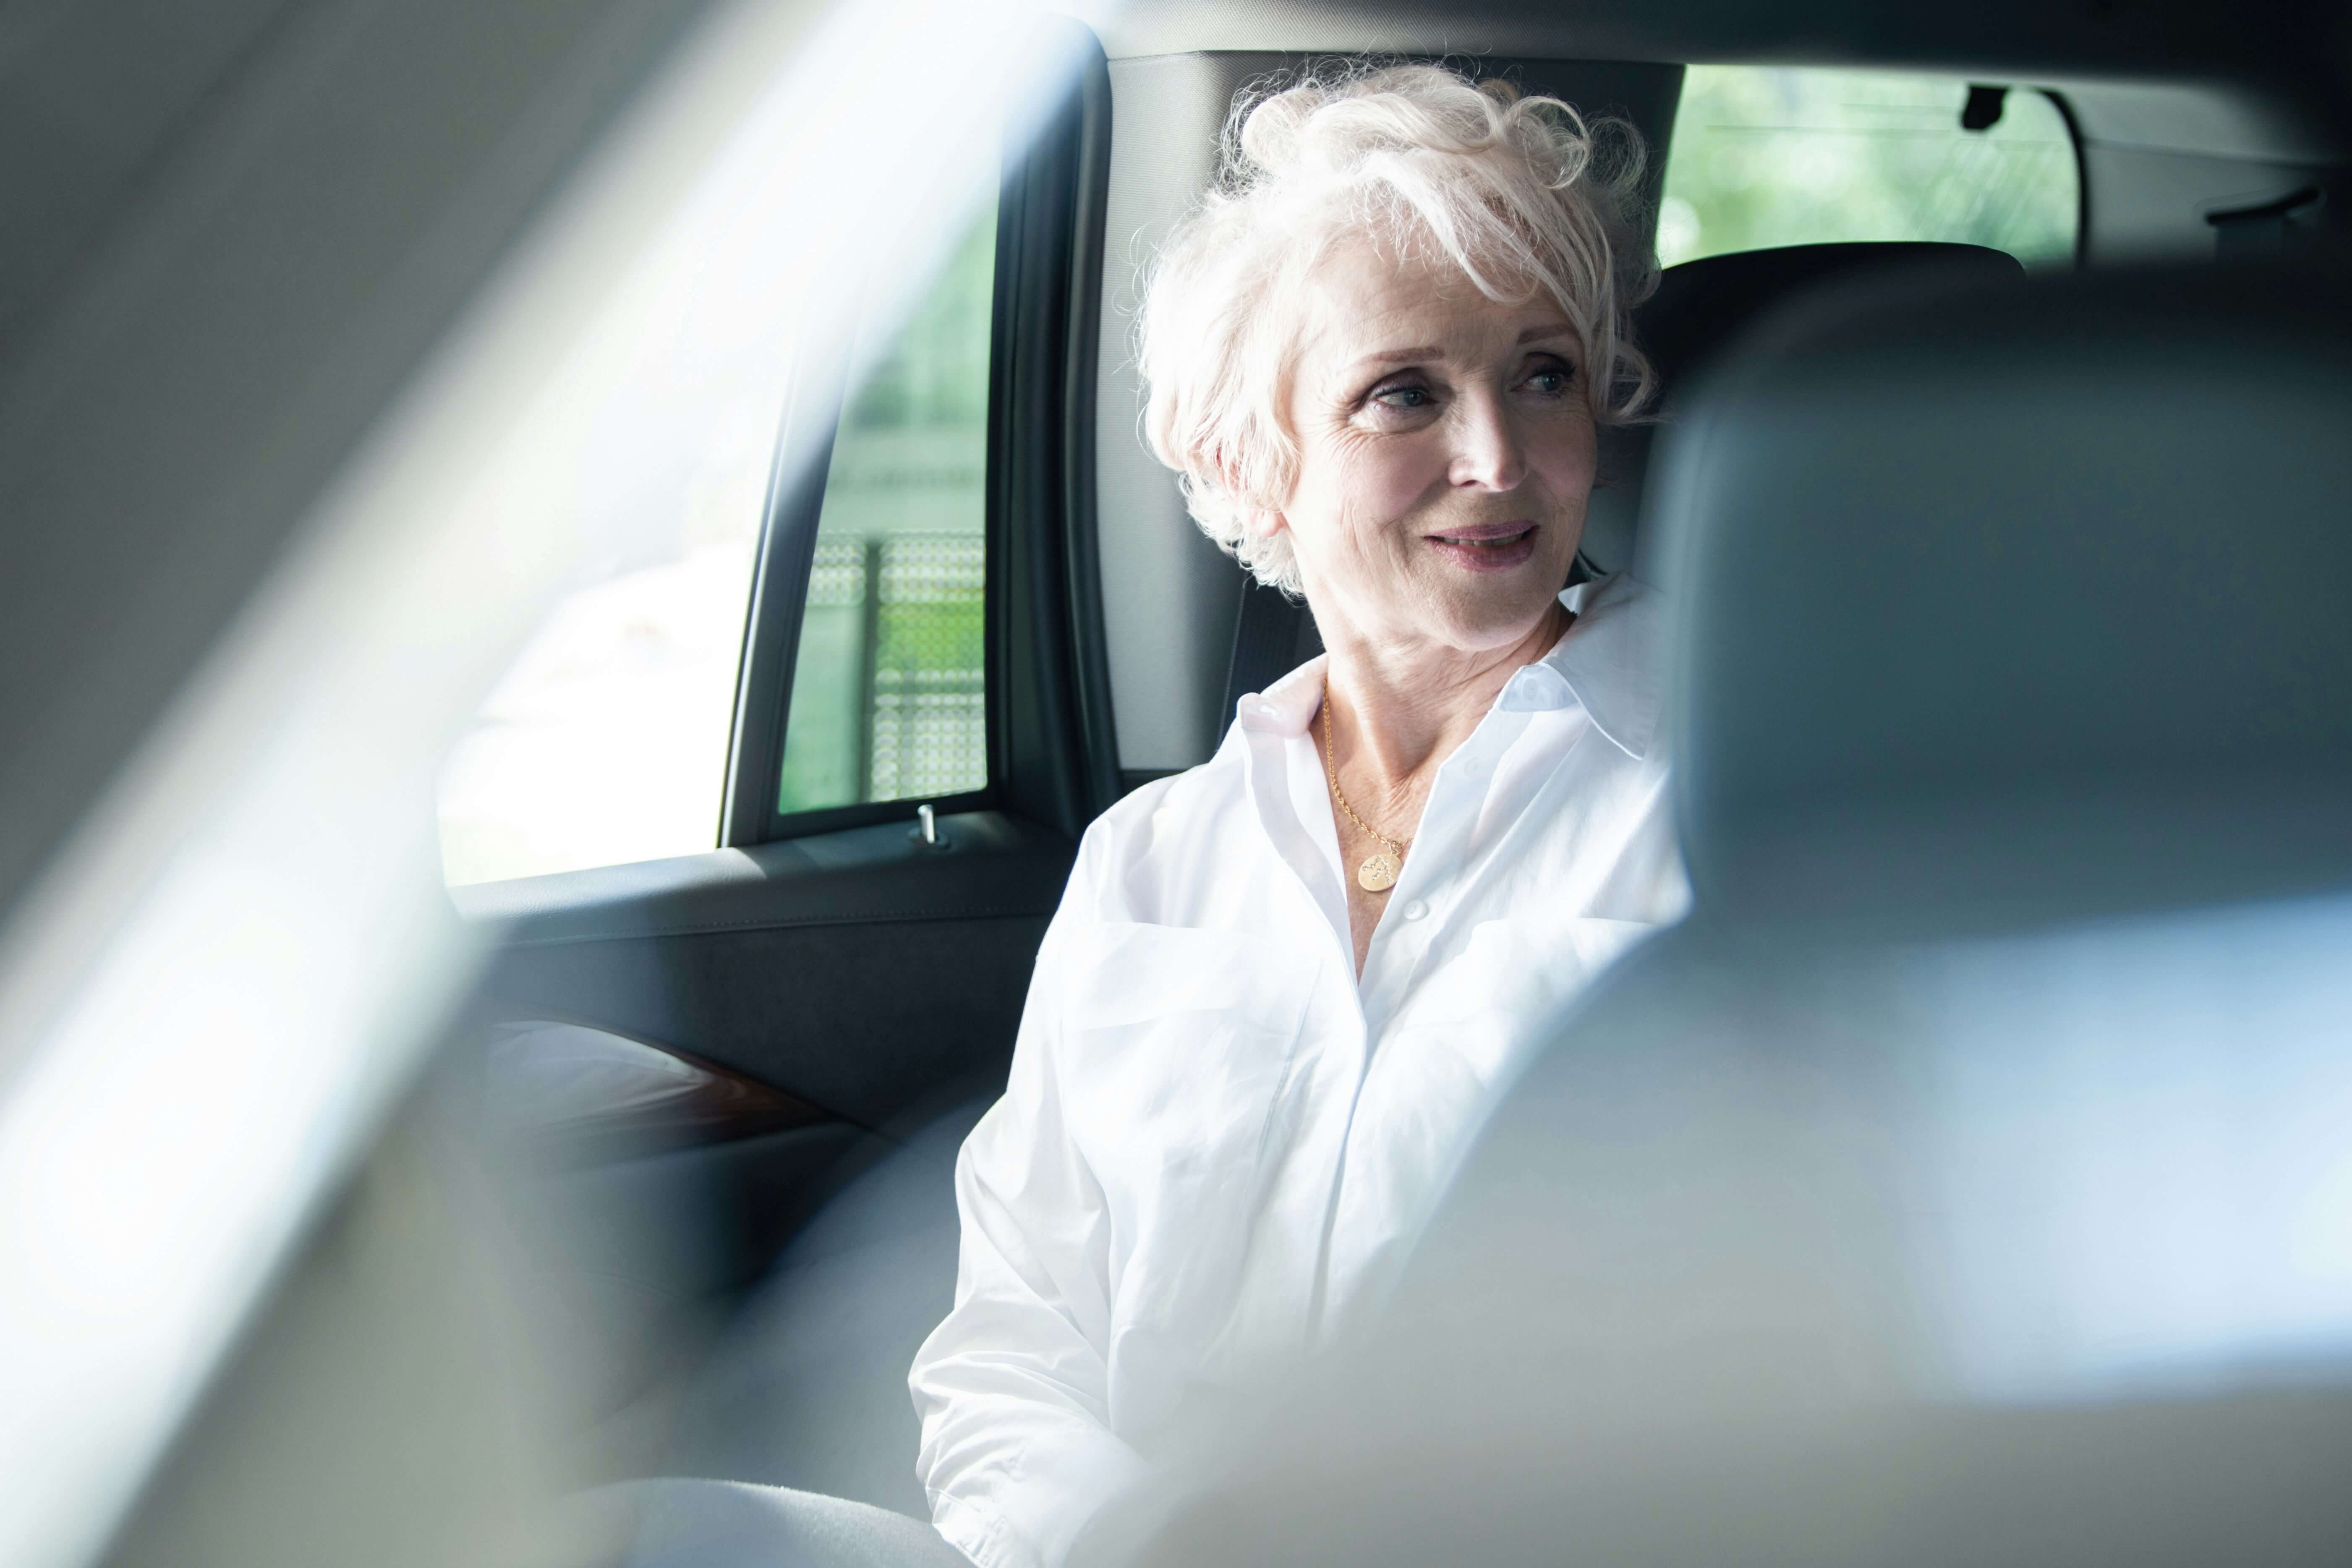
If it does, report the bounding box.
[1271,240,1596,657]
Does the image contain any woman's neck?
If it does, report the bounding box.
[1318,599,1573,815]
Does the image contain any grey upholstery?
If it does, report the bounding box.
[666,1095,994,1516]
[604,1478,970,1568]
[1111,256,2352,1568]
[1653,257,2352,933]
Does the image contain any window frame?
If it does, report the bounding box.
[2039,88,2091,267]
[719,22,1116,849]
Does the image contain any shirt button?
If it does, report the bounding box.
[1402,899,1428,921]
[1462,756,1487,779]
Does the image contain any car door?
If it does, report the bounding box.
[439,25,1116,1391]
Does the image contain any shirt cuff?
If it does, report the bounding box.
[931,1490,1016,1568]
[931,1425,1150,1568]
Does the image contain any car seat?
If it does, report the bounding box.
[663,1095,994,1515]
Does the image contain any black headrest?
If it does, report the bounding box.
[1583,243,2022,578]
[1639,242,2023,390]
[1654,258,2352,934]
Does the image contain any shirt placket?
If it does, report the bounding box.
[1356,705,1534,1035]
[1312,703,1548,1330]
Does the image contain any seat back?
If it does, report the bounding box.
[1657,257,2352,933]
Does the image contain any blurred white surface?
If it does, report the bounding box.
[0,1,1111,1565]
[1911,894,2352,1401]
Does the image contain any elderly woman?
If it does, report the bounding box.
[907,63,1686,1568]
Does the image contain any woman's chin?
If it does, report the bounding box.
[1411,587,1569,656]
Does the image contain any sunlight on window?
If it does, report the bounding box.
[1659,68,2078,269]
[436,475,762,886]
[431,206,788,888]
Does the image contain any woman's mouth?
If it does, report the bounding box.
[1425,522,1539,573]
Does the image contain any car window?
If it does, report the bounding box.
[775,201,996,815]
[434,353,772,888]
[434,189,999,886]
[1659,67,2080,268]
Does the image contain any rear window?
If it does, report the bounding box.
[1659,67,2079,268]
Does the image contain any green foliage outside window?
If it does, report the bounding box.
[777,202,996,815]
[1658,68,2079,269]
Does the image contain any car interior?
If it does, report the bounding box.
[1119,252,2352,1568]
[3,0,2347,1565]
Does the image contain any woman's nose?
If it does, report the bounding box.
[1448,393,1527,492]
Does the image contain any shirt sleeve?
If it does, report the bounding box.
[909,878,1147,1568]
[1622,771,1693,927]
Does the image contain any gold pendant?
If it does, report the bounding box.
[1357,852,1400,892]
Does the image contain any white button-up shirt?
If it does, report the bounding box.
[910,575,1687,1568]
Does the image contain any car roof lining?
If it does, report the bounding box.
[1094,0,2349,162]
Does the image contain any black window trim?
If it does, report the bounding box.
[2038,86,2091,267]
[719,20,1116,849]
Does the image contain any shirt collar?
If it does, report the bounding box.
[1231,572,1662,759]
[1236,652,1330,737]
[1520,572,1662,759]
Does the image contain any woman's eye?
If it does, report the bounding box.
[1371,383,1433,410]
[1523,365,1575,396]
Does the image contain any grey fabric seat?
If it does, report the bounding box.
[603,1478,972,1568]
[1114,255,2352,1568]
[665,1095,994,1516]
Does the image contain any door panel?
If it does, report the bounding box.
[450,810,1072,1426]
[457,811,1072,1134]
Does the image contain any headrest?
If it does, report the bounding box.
[1640,242,2023,388]
[1654,258,2352,934]
[1582,243,2021,577]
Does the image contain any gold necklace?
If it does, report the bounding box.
[1320,680,1409,893]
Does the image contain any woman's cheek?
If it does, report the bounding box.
[1533,414,1599,499]
[1344,434,1445,527]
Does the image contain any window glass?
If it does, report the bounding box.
[1658,68,2079,268]
[434,384,769,888]
[776,200,995,814]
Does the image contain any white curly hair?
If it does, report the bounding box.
[1137,63,1657,595]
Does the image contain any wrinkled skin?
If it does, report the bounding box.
[1260,239,1598,968]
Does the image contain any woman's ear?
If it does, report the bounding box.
[1205,447,1287,544]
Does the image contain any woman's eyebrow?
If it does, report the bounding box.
[1355,324,1576,369]
[1357,345,1443,368]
